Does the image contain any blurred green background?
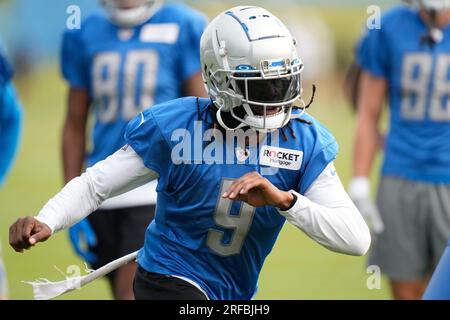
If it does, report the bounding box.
[0,0,395,299]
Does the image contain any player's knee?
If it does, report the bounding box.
[391,279,427,300]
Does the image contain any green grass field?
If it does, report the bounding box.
[0,4,392,300]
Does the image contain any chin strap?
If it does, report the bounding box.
[210,84,317,131]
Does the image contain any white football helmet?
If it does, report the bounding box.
[201,6,304,131]
[100,0,163,28]
[404,0,450,11]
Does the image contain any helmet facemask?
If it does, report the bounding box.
[100,0,162,28]
[206,58,304,131]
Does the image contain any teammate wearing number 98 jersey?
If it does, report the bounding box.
[60,0,207,299]
[349,1,450,299]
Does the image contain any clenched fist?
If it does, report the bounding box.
[9,217,52,252]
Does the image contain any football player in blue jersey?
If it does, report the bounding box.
[349,0,450,299]
[10,6,370,300]
[61,0,207,299]
[0,41,23,300]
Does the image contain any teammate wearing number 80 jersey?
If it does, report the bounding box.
[349,1,450,299]
[60,0,207,299]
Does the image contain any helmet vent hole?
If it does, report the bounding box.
[249,16,256,20]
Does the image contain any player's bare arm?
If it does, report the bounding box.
[352,71,387,178]
[349,71,387,233]
[62,87,90,183]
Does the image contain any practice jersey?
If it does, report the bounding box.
[124,97,338,300]
[61,3,206,168]
[357,5,450,183]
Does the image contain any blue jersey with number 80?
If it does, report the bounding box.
[61,3,206,167]
[357,5,450,183]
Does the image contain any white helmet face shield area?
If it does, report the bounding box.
[234,73,301,105]
[211,61,304,131]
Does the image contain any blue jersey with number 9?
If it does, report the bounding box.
[61,3,206,167]
[124,97,338,300]
[357,5,450,183]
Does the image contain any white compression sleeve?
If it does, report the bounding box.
[35,146,158,233]
[278,162,371,256]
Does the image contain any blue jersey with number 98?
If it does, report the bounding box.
[357,5,450,183]
[61,3,206,167]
